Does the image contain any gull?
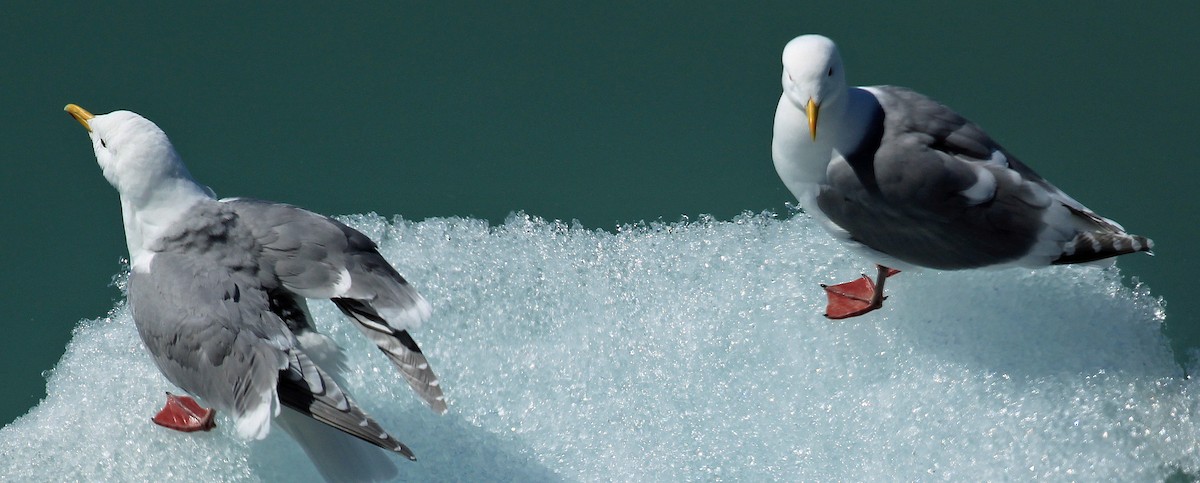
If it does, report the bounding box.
[65,104,446,480]
[771,35,1153,319]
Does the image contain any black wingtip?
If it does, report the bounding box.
[398,443,417,461]
[1053,232,1154,265]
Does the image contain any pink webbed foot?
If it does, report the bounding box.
[152,392,216,432]
[820,266,900,319]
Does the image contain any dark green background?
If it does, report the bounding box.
[2,3,1196,427]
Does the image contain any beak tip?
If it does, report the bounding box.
[65,103,95,132]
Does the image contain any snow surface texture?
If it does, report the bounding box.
[1,212,1195,481]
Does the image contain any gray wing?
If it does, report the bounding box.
[225,199,447,414]
[817,86,1151,269]
[130,251,416,455]
[129,251,291,439]
[279,349,416,459]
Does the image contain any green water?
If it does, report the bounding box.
[1,3,1196,427]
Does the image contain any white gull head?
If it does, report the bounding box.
[65,104,215,272]
[772,35,857,207]
[780,34,849,138]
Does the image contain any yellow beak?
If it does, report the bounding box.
[806,98,819,141]
[64,104,95,132]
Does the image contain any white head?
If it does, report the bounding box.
[780,35,848,140]
[65,104,209,204]
[67,104,206,200]
[65,104,215,269]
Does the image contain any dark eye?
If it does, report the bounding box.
[100,139,107,148]
[827,67,834,76]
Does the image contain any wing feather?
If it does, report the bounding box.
[225,199,447,413]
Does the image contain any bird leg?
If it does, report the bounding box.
[151,392,216,432]
[820,265,900,319]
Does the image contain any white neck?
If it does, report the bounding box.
[772,92,849,203]
[121,177,214,272]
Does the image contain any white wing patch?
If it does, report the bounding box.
[959,150,1010,205]
[130,252,156,274]
[235,388,278,440]
[984,150,1008,167]
[959,166,996,206]
[331,268,353,297]
[378,294,433,331]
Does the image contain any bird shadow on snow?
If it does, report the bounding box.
[874,265,1178,381]
[249,409,562,482]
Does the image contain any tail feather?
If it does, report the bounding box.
[333,298,448,414]
[278,350,416,459]
[1054,231,1154,265]
[1052,203,1154,265]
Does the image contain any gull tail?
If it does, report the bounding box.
[1053,231,1154,265]
[277,350,416,459]
[333,298,448,414]
[1051,203,1154,265]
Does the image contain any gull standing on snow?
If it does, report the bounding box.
[771,35,1153,319]
[65,104,446,481]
